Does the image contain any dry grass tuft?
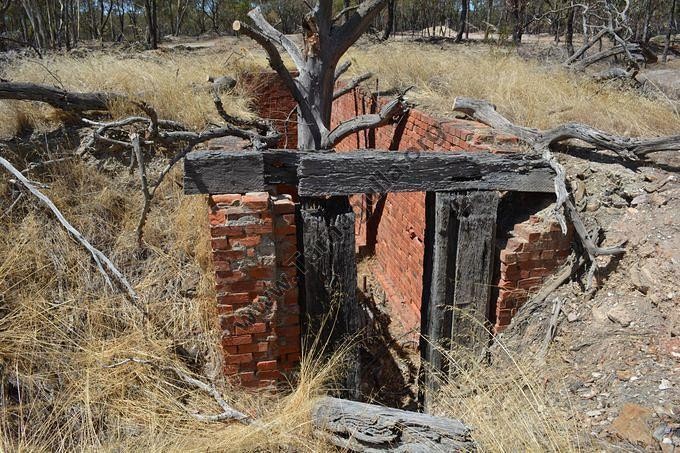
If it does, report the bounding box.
[347,41,680,136]
[429,337,581,452]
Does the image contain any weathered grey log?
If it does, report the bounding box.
[0,82,124,112]
[300,197,360,399]
[420,191,498,411]
[183,149,556,195]
[453,97,680,159]
[312,396,475,452]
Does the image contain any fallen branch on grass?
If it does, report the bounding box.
[106,357,252,424]
[0,154,138,301]
[0,81,123,112]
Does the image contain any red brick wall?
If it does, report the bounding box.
[209,192,300,387]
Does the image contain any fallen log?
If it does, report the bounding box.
[0,82,123,112]
[312,397,475,452]
[570,44,642,70]
[453,97,680,159]
[592,66,638,82]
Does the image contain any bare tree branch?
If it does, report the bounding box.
[452,96,636,274]
[233,20,304,109]
[334,60,352,81]
[247,6,305,71]
[333,72,373,100]
[106,357,252,424]
[331,0,389,61]
[325,95,405,148]
[453,97,680,159]
[131,133,151,247]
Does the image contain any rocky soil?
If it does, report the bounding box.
[501,150,680,451]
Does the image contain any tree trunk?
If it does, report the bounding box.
[484,0,493,40]
[663,0,677,62]
[144,0,157,49]
[381,0,395,40]
[566,4,575,56]
[643,0,654,43]
[456,0,468,42]
[510,0,523,44]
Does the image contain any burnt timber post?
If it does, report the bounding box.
[421,191,499,411]
[300,196,360,399]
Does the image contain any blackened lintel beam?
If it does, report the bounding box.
[183,149,555,195]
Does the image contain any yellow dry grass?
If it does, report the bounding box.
[347,41,680,137]
[431,340,581,452]
[0,46,269,137]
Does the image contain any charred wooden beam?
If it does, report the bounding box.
[450,191,498,355]
[312,396,475,451]
[300,196,360,399]
[184,149,555,195]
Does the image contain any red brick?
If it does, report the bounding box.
[245,222,273,234]
[257,360,278,372]
[249,266,274,279]
[211,194,242,206]
[224,353,253,364]
[273,198,295,214]
[257,370,282,380]
[213,261,232,272]
[218,293,251,305]
[235,322,267,335]
[211,225,246,238]
[213,250,246,261]
[505,238,525,252]
[209,211,225,225]
[222,334,253,346]
[499,249,518,264]
[238,342,271,353]
[231,236,262,247]
[243,192,269,210]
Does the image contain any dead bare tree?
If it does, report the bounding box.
[564,0,644,72]
[233,2,405,151]
[232,1,407,399]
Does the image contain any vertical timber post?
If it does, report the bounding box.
[450,191,499,360]
[420,191,499,411]
[300,196,360,399]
